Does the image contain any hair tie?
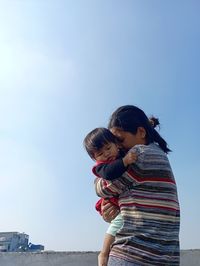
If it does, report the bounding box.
[148,117,160,129]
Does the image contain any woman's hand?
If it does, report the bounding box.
[101,199,120,223]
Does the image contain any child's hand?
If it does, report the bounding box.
[98,251,109,266]
[122,152,137,167]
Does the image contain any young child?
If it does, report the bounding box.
[84,127,137,181]
[83,127,137,266]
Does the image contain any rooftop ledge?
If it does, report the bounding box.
[0,250,199,266]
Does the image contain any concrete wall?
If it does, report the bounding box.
[0,250,199,266]
[0,252,98,266]
[181,250,200,266]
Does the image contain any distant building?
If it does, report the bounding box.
[0,232,44,252]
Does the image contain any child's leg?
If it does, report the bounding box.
[98,233,115,266]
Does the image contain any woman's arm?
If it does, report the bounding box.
[94,177,125,198]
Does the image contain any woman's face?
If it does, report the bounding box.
[110,127,146,151]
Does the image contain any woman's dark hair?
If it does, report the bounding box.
[108,105,171,153]
[83,127,118,159]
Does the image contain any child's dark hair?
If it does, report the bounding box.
[108,105,171,153]
[83,127,118,159]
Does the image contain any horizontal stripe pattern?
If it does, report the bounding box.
[95,143,180,265]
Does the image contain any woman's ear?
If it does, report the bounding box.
[138,127,146,139]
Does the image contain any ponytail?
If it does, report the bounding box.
[148,117,171,154]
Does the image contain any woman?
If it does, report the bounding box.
[95,105,180,266]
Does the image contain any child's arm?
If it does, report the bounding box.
[95,146,144,198]
[122,151,137,167]
[93,151,137,181]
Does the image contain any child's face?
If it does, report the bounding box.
[93,142,119,162]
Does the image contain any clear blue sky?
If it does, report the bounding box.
[0,0,199,251]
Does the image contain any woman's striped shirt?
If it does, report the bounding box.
[95,143,180,266]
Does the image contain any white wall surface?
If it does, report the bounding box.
[181,250,200,266]
[0,250,199,266]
